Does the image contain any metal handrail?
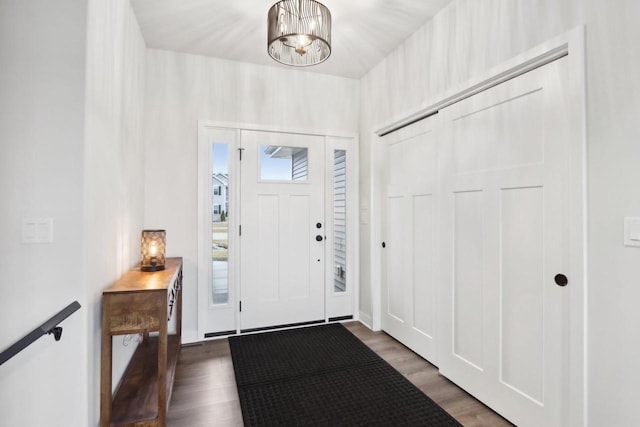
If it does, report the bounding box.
[0,301,81,366]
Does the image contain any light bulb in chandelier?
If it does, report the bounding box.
[280,34,314,56]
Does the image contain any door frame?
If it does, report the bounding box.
[325,136,360,320]
[197,126,241,338]
[197,121,359,339]
[371,26,586,426]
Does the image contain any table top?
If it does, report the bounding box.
[103,257,182,294]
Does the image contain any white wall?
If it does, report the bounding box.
[143,50,359,342]
[360,0,640,425]
[84,0,147,424]
[0,1,88,426]
[585,2,640,425]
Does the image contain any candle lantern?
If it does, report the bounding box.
[141,230,166,271]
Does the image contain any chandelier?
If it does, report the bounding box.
[267,0,331,67]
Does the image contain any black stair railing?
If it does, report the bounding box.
[0,301,81,366]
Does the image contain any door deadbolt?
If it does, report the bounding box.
[554,274,568,287]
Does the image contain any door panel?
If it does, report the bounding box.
[439,57,571,427]
[452,190,484,370]
[284,195,312,298]
[386,196,405,321]
[500,186,544,403]
[412,194,435,338]
[240,130,325,331]
[254,194,280,300]
[451,89,544,174]
[381,116,438,363]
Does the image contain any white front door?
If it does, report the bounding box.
[381,116,439,364]
[438,56,573,427]
[239,130,325,331]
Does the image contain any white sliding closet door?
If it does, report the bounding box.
[381,116,439,363]
[438,56,573,427]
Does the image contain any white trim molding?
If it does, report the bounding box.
[197,120,360,339]
[198,120,359,140]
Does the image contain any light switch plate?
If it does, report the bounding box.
[624,217,640,247]
[22,218,53,244]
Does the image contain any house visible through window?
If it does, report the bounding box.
[260,145,308,181]
[333,149,347,293]
[211,143,229,305]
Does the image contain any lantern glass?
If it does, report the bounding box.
[141,230,166,271]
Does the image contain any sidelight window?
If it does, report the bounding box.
[333,149,347,293]
[211,142,229,305]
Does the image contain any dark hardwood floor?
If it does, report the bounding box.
[167,322,513,426]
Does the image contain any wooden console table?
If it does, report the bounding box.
[100,257,183,427]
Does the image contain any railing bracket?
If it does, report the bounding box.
[48,326,63,341]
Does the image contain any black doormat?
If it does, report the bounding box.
[229,323,462,426]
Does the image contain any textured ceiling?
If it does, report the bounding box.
[130,0,453,79]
